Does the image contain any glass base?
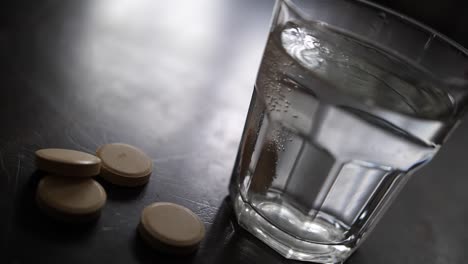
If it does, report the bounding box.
[231,193,354,263]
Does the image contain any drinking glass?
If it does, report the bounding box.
[229,0,468,263]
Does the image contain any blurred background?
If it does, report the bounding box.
[374,0,468,47]
[1,0,467,48]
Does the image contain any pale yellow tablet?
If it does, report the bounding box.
[138,202,205,253]
[96,143,152,187]
[36,175,107,222]
[35,148,101,177]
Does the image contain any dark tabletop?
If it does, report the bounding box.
[1,1,467,263]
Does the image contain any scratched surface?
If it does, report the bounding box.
[0,1,467,264]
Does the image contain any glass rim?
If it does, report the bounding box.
[354,0,468,57]
[284,0,468,57]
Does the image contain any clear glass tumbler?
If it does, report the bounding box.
[229,0,468,263]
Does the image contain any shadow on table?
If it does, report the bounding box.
[15,171,99,241]
[132,196,302,264]
[95,177,147,201]
[15,171,147,241]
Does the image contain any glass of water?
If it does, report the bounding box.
[229,0,468,263]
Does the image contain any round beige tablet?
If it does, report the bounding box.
[36,175,107,222]
[138,202,205,253]
[96,143,152,187]
[35,148,101,177]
